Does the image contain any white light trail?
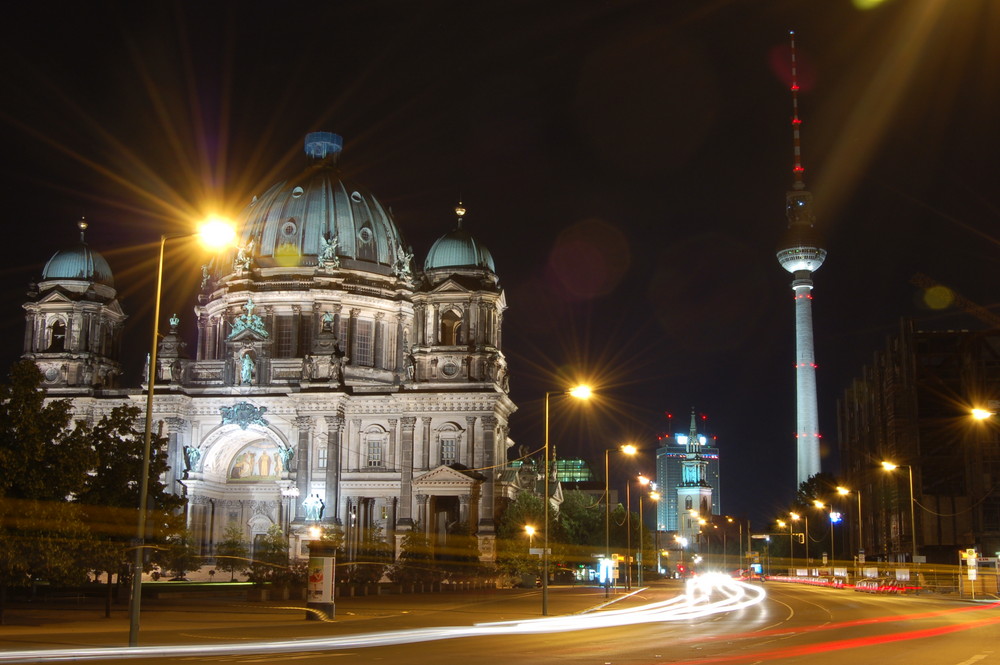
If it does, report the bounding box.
[0,575,765,663]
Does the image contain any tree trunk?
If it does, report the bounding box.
[105,571,113,618]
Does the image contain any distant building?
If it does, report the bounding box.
[838,319,1000,564]
[656,410,720,536]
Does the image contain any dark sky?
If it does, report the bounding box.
[1,0,998,529]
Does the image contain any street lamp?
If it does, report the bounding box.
[525,525,536,550]
[543,385,592,616]
[604,443,636,595]
[789,511,805,568]
[129,219,236,646]
[648,490,660,579]
[813,500,835,564]
[882,461,918,563]
[635,475,651,587]
[777,519,791,570]
[837,486,863,557]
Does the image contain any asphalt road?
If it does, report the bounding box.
[0,580,997,664]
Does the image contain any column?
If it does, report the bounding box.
[388,418,398,469]
[294,416,313,521]
[324,415,344,525]
[374,312,385,369]
[291,305,301,357]
[395,313,406,375]
[466,416,477,469]
[416,494,429,532]
[163,417,186,495]
[421,416,433,470]
[351,418,362,470]
[459,494,471,525]
[479,415,497,533]
[349,308,360,362]
[398,417,416,529]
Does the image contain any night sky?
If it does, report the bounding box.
[1,0,998,529]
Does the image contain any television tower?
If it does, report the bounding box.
[776,31,826,487]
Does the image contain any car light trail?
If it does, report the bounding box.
[0,574,765,663]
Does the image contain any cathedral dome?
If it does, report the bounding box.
[424,204,495,273]
[227,132,412,277]
[41,221,115,287]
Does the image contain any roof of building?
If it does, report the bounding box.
[41,220,115,287]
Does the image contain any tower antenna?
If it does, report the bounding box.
[789,30,805,191]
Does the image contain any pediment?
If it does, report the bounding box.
[428,278,474,295]
[413,465,480,487]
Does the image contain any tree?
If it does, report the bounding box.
[247,525,289,584]
[494,492,545,580]
[161,530,201,580]
[75,403,185,597]
[343,526,393,584]
[214,524,250,581]
[0,361,94,623]
[389,527,444,585]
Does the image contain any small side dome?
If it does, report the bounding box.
[42,220,115,287]
[424,204,496,272]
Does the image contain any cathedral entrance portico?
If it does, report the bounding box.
[181,422,295,555]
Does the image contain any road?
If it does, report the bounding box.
[0,577,997,664]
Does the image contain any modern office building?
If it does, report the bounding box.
[655,410,720,534]
[837,319,1000,564]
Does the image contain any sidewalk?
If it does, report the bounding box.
[0,584,650,651]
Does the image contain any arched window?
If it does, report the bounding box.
[436,422,463,466]
[684,496,693,511]
[364,427,388,468]
[48,320,66,352]
[440,309,462,345]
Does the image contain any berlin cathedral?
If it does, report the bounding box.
[21,132,517,563]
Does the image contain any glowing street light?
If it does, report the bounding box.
[971,408,994,421]
[790,511,806,566]
[129,216,237,646]
[837,486,863,557]
[882,461,918,562]
[543,384,592,615]
[525,525,536,549]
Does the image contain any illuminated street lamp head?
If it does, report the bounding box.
[569,384,593,400]
[813,500,825,509]
[789,511,800,521]
[649,491,660,501]
[972,408,994,421]
[881,461,898,471]
[836,486,850,495]
[621,444,638,456]
[638,474,650,486]
[198,215,238,249]
[524,525,536,537]
[777,519,786,528]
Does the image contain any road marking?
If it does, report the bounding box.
[955,654,990,665]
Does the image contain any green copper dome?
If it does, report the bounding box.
[42,221,115,287]
[424,206,495,272]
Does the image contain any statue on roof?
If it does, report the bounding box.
[318,233,339,270]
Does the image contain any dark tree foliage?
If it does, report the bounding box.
[388,527,445,585]
[0,361,93,501]
[342,526,393,584]
[795,472,841,509]
[247,525,289,584]
[438,522,484,581]
[161,530,201,579]
[75,403,186,584]
[214,523,250,581]
[0,362,98,622]
[494,492,545,578]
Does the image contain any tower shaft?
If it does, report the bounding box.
[792,274,821,484]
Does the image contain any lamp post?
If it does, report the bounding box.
[525,525,536,550]
[813,500,835,564]
[543,385,591,616]
[791,511,808,565]
[882,461,918,563]
[604,443,636,595]
[778,519,791,571]
[128,219,235,646]
[635,475,651,587]
[837,486,862,557]
[648,490,660,579]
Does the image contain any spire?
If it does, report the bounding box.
[455,200,466,229]
[78,218,88,243]
[687,408,699,453]
[783,30,818,231]
[789,30,806,191]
